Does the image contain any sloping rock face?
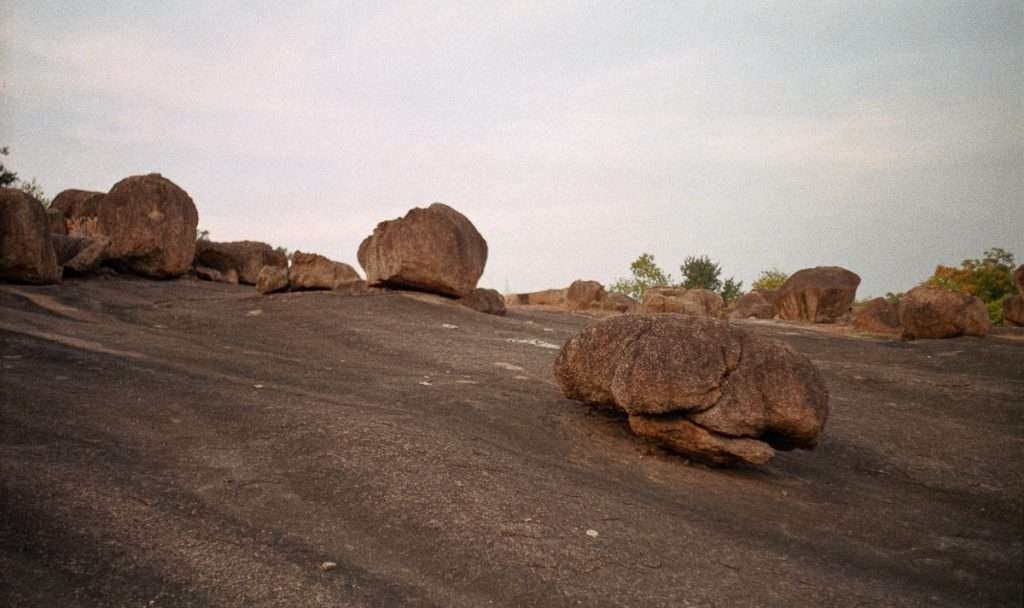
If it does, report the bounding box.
[51,189,105,237]
[507,288,566,307]
[899,286,990,340]
[729,290,775,320]
[50,234,111,274]
[194,240,287,285]
[97,174,198,278]
[774,266,861,323]
[0,188,61,284]
[459,288,507,316]
[358,203,487,298]
[256,265,289,294]
[642,288,724,317]
[554,315,829,465]
[289,251,362,291]
[566,280,606,311]
[852,298,902,336]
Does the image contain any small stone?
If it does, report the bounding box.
[320,561,337,572]
[586,529,599,538]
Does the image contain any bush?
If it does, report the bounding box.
[752,268,788,291]
[923,247,1016,324]
[611,253,743,303]
[609,253,672,300]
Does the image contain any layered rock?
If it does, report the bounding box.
[289,251,362,291]
[566,280,606,311]
[459,288,507,316]
[642,287,724,317]
[554,314,829,465]
[774,266,861,323]
[97,174,198,278]
[256,265,289,295]
[358,203,487,298]
[0,188,61,284]
[852,298,902,336]
[899,286,990,340]
[728,290,775,320]
[194,240,287,285]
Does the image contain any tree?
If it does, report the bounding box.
[752,268,789,291]
[609,253,673,300]
[0,147,18,187]
[680,255,722,292]
[197,228,211,242]
[720,277,744,303]
[17,177,50,207]
[923,247,1016,324]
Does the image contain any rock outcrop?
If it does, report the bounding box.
[728,290,775,320]
[1015,265,1024,294]
[50,189,105,237]
[194,240,287,285]
[289,251,362,291]
[459,288,507,316]
[0,188,61,284]
[256,265,289,295]
[97,174,198,278]
[1003,296,1024,327]
[554,314,829,465]
[642,288,724,317]
[506,289,566,307]
[50,234,111,274]
[566,280,606,311]
[46,208,67,235]
[599,292,637,313]
[194,265,239,285]
[358,203,487,298]
[852,297,902,336]
[899,286,990,340]
[774,266,861,323]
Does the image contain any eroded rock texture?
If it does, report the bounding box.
[899,286,990,340]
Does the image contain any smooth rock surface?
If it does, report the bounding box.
[852,298,902,336]
[194,240,287,285]
[899,286,990,340]
[0,188,60,284]
[459,288,507,316]
[566,280,605,311]
[289,251,361,291]
[256,265,289,295]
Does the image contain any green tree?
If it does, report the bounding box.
[752,268,789,291]
[680,255,722,291]
[1,147,18,187]
[609,253,672,300]
[720,277,744,303]
[923,247,1016,324]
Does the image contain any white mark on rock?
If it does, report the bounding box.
[320,561,337,572]
[246,309,263,317]
[419,380,433,386]
[506,338,561,350]
[442,323,458,329]
[586,529,599,538]
[493,362,525,372]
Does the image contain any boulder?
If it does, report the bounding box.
[50,234,111,274]
[195,265,239,285]
[642,288,724,317]
[1015,265,1024,295]
[852,298,902,336]
[566,280,606,311]
[898,286,990,340]
[554,314,829,466]
[289,251,361,291]
[51,189,105,238]
[0,188,60,284]
[774,266,861,323]
[46,208,67,235]
[97,174,198,278]
[459,288,507,316]
[1003,295,1024,327]
[194,240,287,285]
[599,292,637,313]
[728,290,775,320]
[507,289,566,307]
[256,265,289,295]
[358,203,487,298]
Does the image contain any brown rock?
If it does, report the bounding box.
[566,280,605,311]
[50,234,111,274]
[289,251,361,291]
[599,292,637,313]
[0,188,60,284]
[256,265,289,295]
[51,189,105,238]
[627,415,775,466]
[1003,295,1024,327]
[459,288,507,316]
[507,288,566,307]
[97,174,198,278]
[774,266,861,323]
[728,290,775,320]
[642,288,724,317]
[194,240,287,285]
[358,203,487,298]
[852,298,902,336]
[1014,265,1024,295]
[899,286,990,340]
[46,208,67,235]
[195,265,239,285]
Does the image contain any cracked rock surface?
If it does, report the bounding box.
[554,314,830,465]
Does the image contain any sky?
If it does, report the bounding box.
[2,1,1021,297]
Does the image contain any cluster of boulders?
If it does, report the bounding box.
[507,281,637,313]
[851,287,993,340]
[554,314,830,465]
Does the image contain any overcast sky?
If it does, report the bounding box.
[2,1,1021,297]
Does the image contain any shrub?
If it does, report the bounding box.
[609,253,672,300]
[923,247,1016,324]
[752,268,789,291]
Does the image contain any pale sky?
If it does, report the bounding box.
[2,1,1021,297]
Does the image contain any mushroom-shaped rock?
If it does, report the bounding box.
[554,314,829,465]
[728,290,775,320]
[459,288,507,315]
[852,297,902,336]
[51,189,105,237]
[899,286,990,340]
[289,251,361,291]
[194,240,287,285]
[358,203,487,298]
[97,174,198,278]
[0,188,61,284]
[774,266,861,323]
[566,280,606,311]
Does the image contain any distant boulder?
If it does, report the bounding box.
[1015,265,1024,295]
[256,265,289,295]
[289,251,362,291]
[899,286,990,340]
[195,265,239,285]
[1004,296,1024,327]
[566,280,605,311]
[50,234,111,275]
[774,266,860,323]
[642,287,724,317]
[50,189,105,238]
[358,203,487,298]
[46,208,67,235]
[194,240,287,285]
[97,174,198,278]
[506,288,566,307]
[852,297,901,336]
[599,291,637,313]
[728,290,775,320]
[459,288,507,316]
[0,188,61,284]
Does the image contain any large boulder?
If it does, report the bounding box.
[0,188,60,284]
[1003,296,1024,327]
[194,265,239,285]
[51,189,105,238]
[554,314,829,465]
[852,297,902,336]
[728,290,775,320]
[50,234,111,274]
[289,251,362,291]
[46,208,67,235]
[358,203,487,298]
[599,292,637,313]
[194,240,287,285]
[256,265,289,295]
[642,288,724,317]
[774,266,861,323]
[899,286,990,340]
[459,288,507,316]
[97,174,198,278]
[566,280,606,311]
[506,288,566,307]
[1015,265,1024,295]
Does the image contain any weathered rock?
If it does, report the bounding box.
[774,266,861,323]
[554,314,829,465]
[1003,295,1024,327]
[642,288,724,317]
[852,298,902,336]
[899,286,990,340]
[599,292,637,313]
[1015,265,1024,295]
[459,288,507,316]
[0,188,60,284]
[195,265,239,285]
[97,174,198,278]
[729,290,775,320]
[46,208,67,235]
[358,203,487,298]
[50,234,111,274]
[256,265,289,295]
[566,280,605,311]
[194,240,287,285]
[51,189,105,238]
[289,251,361,291]
[506,289,567,307]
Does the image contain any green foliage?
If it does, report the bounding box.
[752,268,789,291]
[923,247,1016,324]
[720,277,744,303]
[680,255,722,291]
[609,253,672,300]
[0,146,17,188]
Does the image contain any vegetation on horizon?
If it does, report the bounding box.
[922,247,1016,325]
[751,268,789,291]
[1,146,51,206]
[610,253,745,303]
